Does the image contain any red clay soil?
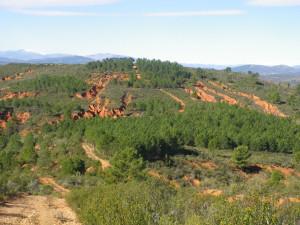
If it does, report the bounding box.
[73,73,132,120]
[159,89,185,112]
[236,92,286,117]
[0,91,37,101]
[191,82,217,103]
[75,73,129,100]
[196,81,238,105]
[73,92,132,120]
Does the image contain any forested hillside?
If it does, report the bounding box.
[0,59,300,225]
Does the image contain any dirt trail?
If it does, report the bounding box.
[39,177,69,195]
[159,89,185,112]
[81,143,111,170]
[208,81,286,117]
[0,195,81,225]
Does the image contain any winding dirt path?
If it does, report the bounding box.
[160,89,186,112]
[39,177,70,195]
[82,143,111,170]
[0,195,81,225]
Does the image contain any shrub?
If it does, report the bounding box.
[231,146,251,168]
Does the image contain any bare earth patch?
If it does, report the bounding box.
[0,195,81,225]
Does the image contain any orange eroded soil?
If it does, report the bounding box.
[81,143,111,170]
[159,89,185,112]
[192,82,217,103]
[73,73,132,120]
[208,80,286,117]
[198,82,238,105]
[257,164,300,177]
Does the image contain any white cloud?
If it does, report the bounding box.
[145,10,245,17]
[249,0,300,6]
[16,9,98,16]
[12,9,245,17]
[0,0,118,9]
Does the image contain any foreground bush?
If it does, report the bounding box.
[67,181,300,225]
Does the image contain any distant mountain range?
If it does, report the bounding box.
[232,65,300,76]
[0,50,126,65]
[0,50,299,79]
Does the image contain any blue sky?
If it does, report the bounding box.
[1,0,300,65]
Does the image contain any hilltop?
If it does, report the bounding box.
[0,59,300,225]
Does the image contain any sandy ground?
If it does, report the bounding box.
[0,195,81,225]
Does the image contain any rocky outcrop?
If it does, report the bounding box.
[72,93,132,120]
[73,73,132,120]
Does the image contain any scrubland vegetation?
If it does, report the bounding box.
[0,59,300,224]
